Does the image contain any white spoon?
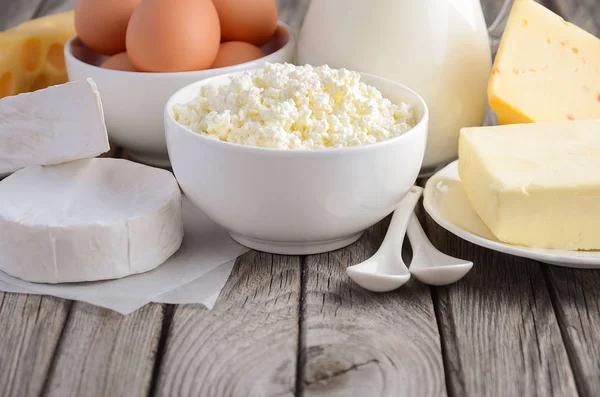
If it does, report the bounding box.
[346,186,422,292]
[407,214,473,285]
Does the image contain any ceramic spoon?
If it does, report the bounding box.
[346,186,422,292]
[407,215,473,285]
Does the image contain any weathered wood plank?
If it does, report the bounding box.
[277,0,310,35]
[0,0,41,30]
[481,0,514,57]
[44,302,164,397]
[425,221,578,397]
[154,3,305,393]
[426,2,582,395]
[480,0,510,28]
[544,267,600,396]
[155,252,301,397]
[0,293,70,397]
[300,220,446,397]
[31,0,75,19]
[549,0,600,35]
[533,3,600,397]
[0,0,75,30]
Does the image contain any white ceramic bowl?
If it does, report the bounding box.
[64,22,295,167]
[165,72,429,255]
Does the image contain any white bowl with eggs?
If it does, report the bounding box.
[65,23,294,167]
[164,69,429,255]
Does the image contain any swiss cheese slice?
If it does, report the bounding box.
[459,119,600,250]
[0,11,75,98]
[0,158,183,283]
[0,78,109,176]
[488,0,600,124]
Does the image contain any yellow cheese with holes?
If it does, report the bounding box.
[459,120,600,251]
[488,0,600,124]
[0,11,75,99]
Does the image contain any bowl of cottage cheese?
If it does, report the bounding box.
[165,63,428,254]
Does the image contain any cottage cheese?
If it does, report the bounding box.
[173,63,417,149]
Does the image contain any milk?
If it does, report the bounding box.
[297,0,492,172]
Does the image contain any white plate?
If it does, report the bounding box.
[423,161,600,269]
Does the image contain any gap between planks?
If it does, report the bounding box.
[152,252,302,397]
[38,301,74,397]
[0,295,72,397]
[26,2,598,396]
[41,302,166,397]
[297,216,446,397]
[147,305,176,397]
[295,257,308,397]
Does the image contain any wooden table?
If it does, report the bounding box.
[1,1,599,396]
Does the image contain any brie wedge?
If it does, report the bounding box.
[0,158,183,283]
[0,78,109,176]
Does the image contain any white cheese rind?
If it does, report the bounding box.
[0,158,183,283]
[0,78,110,175]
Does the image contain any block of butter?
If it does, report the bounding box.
[0,11,75,99]
[488,0,600,124]
[459,120,600,250]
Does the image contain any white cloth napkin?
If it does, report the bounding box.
[0,197,248,314]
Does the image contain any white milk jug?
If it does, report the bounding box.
[297,0,493,173]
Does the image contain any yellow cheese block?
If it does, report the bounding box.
[488,0,600,124]
[459,120,600,250]
[0,11,75,99]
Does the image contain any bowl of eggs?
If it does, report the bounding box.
[64,0,294,167]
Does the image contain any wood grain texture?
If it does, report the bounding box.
[155,252,301,397]
[44,302,164,397]
[0,293,70,397]
[480,0,510,28]
[0,0,75,30]
[425,222,578,397]
[426,2,589,396]
[277,0,311,35]
[0,0,41,30]
[0,2,598,397]
[481,0,513,57]
[30,0,75,19]
[549,0,600,35]
[533,4,600,397]
[153,3,306,393]
[544,268,600,397]
[301,220,446,397]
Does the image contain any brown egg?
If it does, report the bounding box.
[75,0,142,55]
[214,0,278,46]
[211,41,265,68]
[100,52,137,72]
[126,0,221,72]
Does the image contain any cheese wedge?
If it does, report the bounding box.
[459,120,600,250]
[488,0,600,124]
[0,158,183,283]
[0,11,75,99]
[0,78,109,176]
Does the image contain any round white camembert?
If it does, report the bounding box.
[0,158,183,283]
